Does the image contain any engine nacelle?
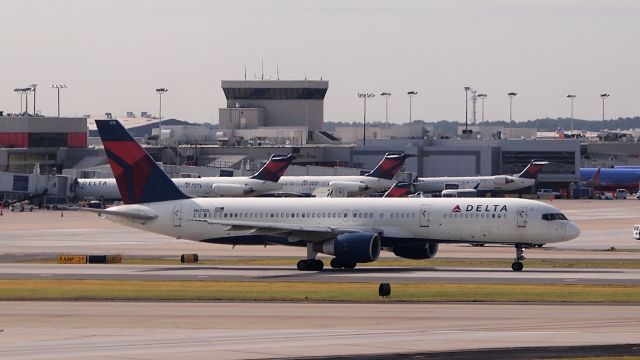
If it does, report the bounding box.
[314,232,381,263]
[211,184,254,196]
[392,242,438,260]
[328,181,369,193]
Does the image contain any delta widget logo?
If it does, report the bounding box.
[451,205,461,212]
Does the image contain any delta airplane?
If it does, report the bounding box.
[277,153,413,196]
[413,161,548,194]
[74,153,295,200]
[90,120,580,272]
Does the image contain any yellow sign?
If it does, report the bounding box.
[57,255,87,264]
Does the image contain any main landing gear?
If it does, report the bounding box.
[512,243,526,272]
[330,258,356,270]
[297,242,324,271]
[297,259,324,271]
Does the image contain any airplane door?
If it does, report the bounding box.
[517,207,527,228]
[420,204,430,227]
[172,204,183,227]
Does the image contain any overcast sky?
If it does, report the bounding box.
[2,0,639,124]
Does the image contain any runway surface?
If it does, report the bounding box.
[1,301,639,360]
[3,262,640,285]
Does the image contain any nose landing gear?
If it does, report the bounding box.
[512,243,526,271]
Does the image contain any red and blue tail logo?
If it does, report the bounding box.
[249,154,295,182]
[365,153,414,180]
[96,120,189,204]
[516,161,549,180]
[383,182,413,198]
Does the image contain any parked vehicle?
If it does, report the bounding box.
[596,192,614,200]
[615,189,628,199]
[536,188,560,199]
[633,225,640,240]
[10,201,35,212]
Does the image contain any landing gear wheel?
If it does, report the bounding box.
[330,258,343,269]
[342,262,357,269]
[311,259,324,271]
[296,260,308,271]
[511,261,524,272]
[297,259,324,271]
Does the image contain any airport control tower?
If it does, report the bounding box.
[219,80,328,131]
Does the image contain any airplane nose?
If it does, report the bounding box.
[565,222,581,240]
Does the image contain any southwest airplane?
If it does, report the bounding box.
[413,161,548,194]
[91,120,580,272]
[580,167,640,192]
[277,153,413,196]
[74,153,295,200]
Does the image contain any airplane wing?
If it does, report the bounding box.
[191,217,379,241]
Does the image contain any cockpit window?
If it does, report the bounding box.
[542,213,568,221]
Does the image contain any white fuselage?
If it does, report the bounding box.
[414,175,535,193]
[104,197,579,248]
[278,176,396,195]
[75,177,282,200]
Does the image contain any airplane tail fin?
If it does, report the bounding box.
[383,181,413,198]
[249,154,295,182]
[365,153,415,180]
[96,120,190,205]
[515,161,549,180]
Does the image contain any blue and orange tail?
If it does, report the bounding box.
[383,182,413,198]
[365,153,414,180]
[515,161,549,180]
[249,154,295,182]
[96,120,189,204]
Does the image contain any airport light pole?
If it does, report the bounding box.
[380,92,391,138]
[358,92,375,146]
[567,94,576,135]
[508,92,517,138]
[477,93,487,123]
[464,86,470,134]
[51,84,67,117]
[156,88,168,146]
[600,93,610,121]
[30,83,37,115]
[22,88,31,115]
[13,88,23,114]
[407,90,418,126]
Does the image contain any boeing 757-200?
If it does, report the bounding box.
[90,120,580,272]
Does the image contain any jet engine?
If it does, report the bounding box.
[392,242,438,260]
[314,232,381,264]
[328,181,369,193]
[211,184,255,196]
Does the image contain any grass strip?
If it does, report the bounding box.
[25,257,640,270]
[1,280,639,303]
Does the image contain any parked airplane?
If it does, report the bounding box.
[89,119,580,272]
[74,153,295,200]
[413,161,548,194]
[580,167,640,192]
[277,153,413,196]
